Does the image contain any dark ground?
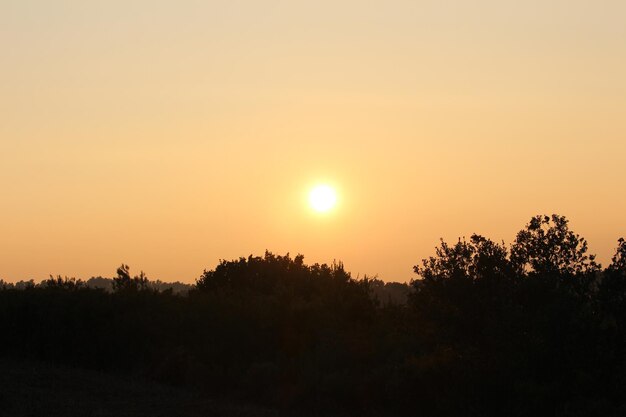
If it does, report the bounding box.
[0,357,281,417]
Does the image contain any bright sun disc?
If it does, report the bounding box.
[309,185,337,212]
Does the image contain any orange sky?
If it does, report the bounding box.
[1,1,625,283]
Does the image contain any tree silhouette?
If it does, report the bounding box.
[599,238,626,327]
[41,275,85,290]
[414,234,513,283]
[510,214,599,276]
[112,264,149,292]
[608,238,626,272]
[1,216,625,416]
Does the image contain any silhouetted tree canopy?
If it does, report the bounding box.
[112,264,150,292]
[1,215,625,417]
[609,238,626,272]
[41,275,85,290]
[196,251,357,298]
[511,214,599,275]
[415,234,513,283]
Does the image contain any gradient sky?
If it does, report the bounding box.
[2,1,625,283]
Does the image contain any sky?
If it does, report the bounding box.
[1,0,626,283]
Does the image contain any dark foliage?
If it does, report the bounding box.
[112,264,150,292]
[511,214,600,276]
[1,215,625,416]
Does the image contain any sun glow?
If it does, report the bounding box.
[309,185,337,213]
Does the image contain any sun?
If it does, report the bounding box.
[309,185,337,213]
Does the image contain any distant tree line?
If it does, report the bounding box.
[1,214,625,416]
[0,274,194,295]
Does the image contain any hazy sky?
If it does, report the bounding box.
[2,1,625,283]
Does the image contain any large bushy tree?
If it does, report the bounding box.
[511,214,599,276]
